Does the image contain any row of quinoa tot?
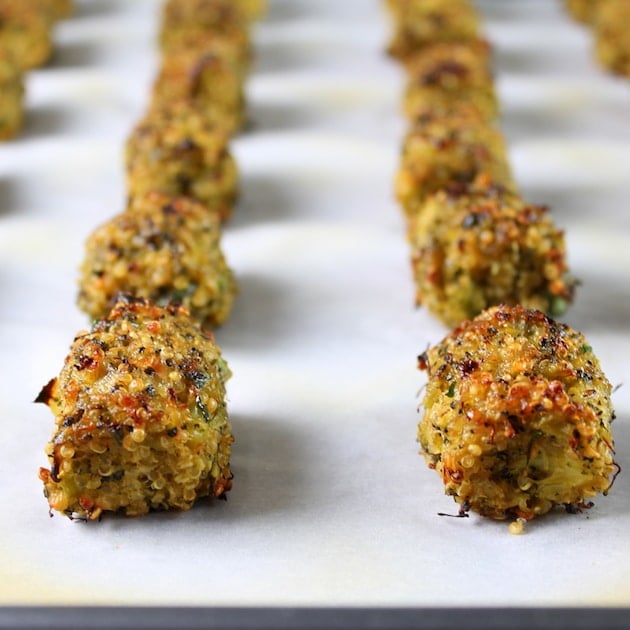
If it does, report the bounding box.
[385,0,575,329]
[38,0,267,521]
[383,0,618,529]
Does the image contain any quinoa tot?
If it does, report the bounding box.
[385,0,481,63]
[38,296,233,520]
[564,0,601,25]
[417,304,617,522]
[159,0,251,73]
[408,180,575,328]
[395,110,514,221]
[37,0,74,19]
[593,1,630,76]
[126,100,239,219]
[78,193,237,328]
[402,39,498,122]
[0,1,53,70]
[151,50,245,137]
[0,45,24,140]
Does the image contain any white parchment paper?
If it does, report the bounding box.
[1,0,629,607]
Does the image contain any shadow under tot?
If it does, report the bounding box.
[21,103,73,138]
[493,48,579,77]
[220,412,310,519]
[477,3,532,22]
[252,40,321,74]
[244,101,319,134]
[563,268,630,334]
[500,105,585,145]
[213,271,294,351]
[73,0,121,18]
[263,0,312,23]
[517,183,601,217]
[0,177,18,218]
[48,40,109,68]
[229,173,294,228]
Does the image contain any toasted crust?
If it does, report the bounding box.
[160,27,251,78]
[417,304,617,521]
[161,0,249,33]
[38,296,233,520]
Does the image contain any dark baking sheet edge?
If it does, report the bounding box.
[1,606,629,629]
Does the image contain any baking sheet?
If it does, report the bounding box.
[1,0,630,608]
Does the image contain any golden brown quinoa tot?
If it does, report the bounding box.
[159,27,252,78]
[0,1,53,70]
[593,1,630,76]
[77,192,237,328]
[159,0,252,73]
[385,0,481,63]
[54,0,74,18]
[417,304,618,522]
[564,0,602,25]
[408,179,575,328]
[125,100,239,219]
[151,51,245,137]
[36,0,74,19]
[0,44,24,140]
[161,0,250,33]
[235,0,267,21]
[395,110,515,221]
[402,39,498,122]
[38,295,233,520]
